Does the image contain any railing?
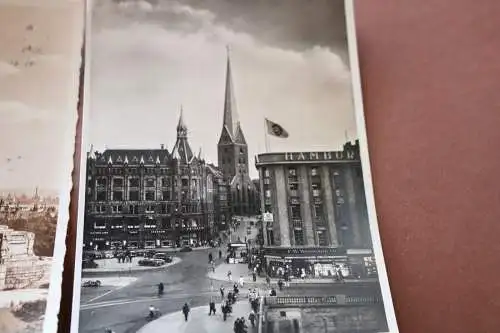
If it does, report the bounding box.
[264,295,382,307]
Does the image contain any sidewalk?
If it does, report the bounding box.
[82,257,181,274]
[208,262,378,285]
[137,301,258,333]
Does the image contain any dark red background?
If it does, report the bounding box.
[57,0,500,332]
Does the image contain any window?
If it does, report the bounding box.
[96,191,106,201]
[313,204,323,218]
[317,231,327,246]
[264,169,270,178]
[145,205,155,213]
[288,168,297,176]
[181,178,189,187]
[112,191,123,201]
[97,178,107,187]
[160,203,167,214]
[311,167,319,176]
[129,205,138,214]
[161,177,170,187]
[95,205,106,213]
[129,191,139,201]
[129,178,139,187]
[162,219,171,229]
[111,205,123,213]
[265,190,271,198]
[145,191,155,201]
[162,191,170,201]
[145,178,155,187]
[290,204,301,219]
[294,229,304,245]
[113,178,124,187]
[240,148,244,154]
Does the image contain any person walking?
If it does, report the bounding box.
[228,270,232,281]
[182,303,190,321]
[219,249,222,259]
[222,301,229,321]
[208,252,213,263]
[248,310,256,327]
[220,285,225,299]
[208,297,216,316]
[277,279,284,291]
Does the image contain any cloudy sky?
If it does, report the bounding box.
[89,0,357,178]
[0,0,83,194]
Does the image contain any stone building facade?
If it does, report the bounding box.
[217,53,259,216]
[84,112,231,250]
[0,225,52,290]
[262,295,388,333]
[255,141,378,278]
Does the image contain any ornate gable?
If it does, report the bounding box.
[116,155,123,163]
[132,156,139,163]
[218,126,234,145]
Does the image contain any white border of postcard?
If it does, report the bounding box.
[71,1,399,332]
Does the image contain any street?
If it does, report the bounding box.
[78,219,383,333]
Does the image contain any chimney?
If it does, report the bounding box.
[160,144,165,150]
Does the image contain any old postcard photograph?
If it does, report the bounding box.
[0,1,84,333]
[73,0,398,332]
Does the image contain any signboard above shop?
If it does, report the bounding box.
[255,150,360,166]
[263,247,348,257]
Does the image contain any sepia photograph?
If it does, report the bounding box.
[0,1,83,333]
[73,1,398,332]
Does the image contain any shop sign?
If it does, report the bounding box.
[264,247,347,257]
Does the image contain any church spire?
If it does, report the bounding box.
[177,105,187,138]
[222,46,239,139]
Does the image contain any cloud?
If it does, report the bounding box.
[0,61,20,76]
[0,101,50,123]
[89,1,355,177]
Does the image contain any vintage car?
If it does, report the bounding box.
[82,259,98,269]
[82,280,102,288]
[138,258,165,267]
[153,253,173,263]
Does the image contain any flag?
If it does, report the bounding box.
[265,118,289,138]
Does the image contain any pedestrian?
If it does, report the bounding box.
[219,249,222,259]
[182,303,190,321]
[228,270,232,281]
[208,297,216,316]
[266,275,270,286]
[239,275,244,287]
[248,310,256,327]
[208,253,213,263]
[222,302,229,321]
[220,285,225,299]
[252,272,256,282]
[278,279,283,291]
[270,288,277,296]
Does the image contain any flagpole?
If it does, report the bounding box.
[264,118,270,153]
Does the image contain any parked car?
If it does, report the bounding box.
[144,250,157,258]
[179,246,192,252]
[153,253,173,263]
[82,259,98,269]
[138,258,165,267]
[82,280,101,288]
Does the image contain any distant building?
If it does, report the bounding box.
[83,112,230,250]
[217,53,259,216]
[255,141,377,279]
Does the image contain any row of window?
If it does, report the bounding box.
[95,188,202,202]
[96,177,198,188]
[95,167,201,176]
[94,203,206,215]
[92,219,202,230]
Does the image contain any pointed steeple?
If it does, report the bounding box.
[172,106,194,164]
[222,46,239,139]
[177,105,188,138]
[198,147,203,160]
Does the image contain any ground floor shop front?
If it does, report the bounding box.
[262,247,378,280]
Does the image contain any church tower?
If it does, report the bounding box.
[217,49,257,216]
[217,50,249,182]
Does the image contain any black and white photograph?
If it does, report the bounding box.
[73,1,398,332]
[0,1,83,332]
